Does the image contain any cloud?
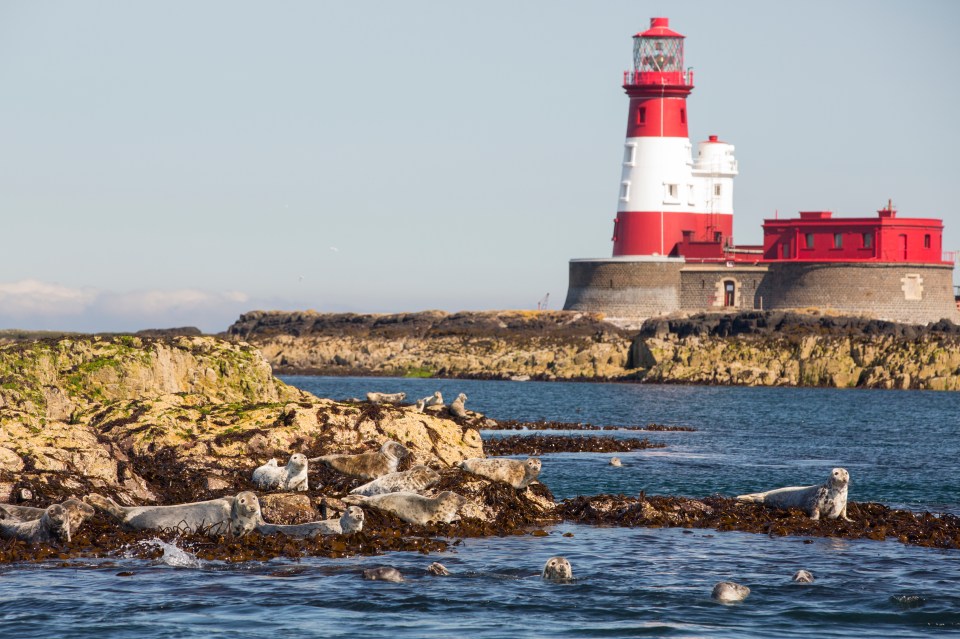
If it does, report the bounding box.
[0,279,252,333]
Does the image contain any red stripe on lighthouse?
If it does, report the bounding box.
[625,96,689,138]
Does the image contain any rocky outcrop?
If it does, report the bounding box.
[0,336,483,506]
[632,312,960,390]
[225,310,635,380]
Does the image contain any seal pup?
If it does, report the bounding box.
[448,393,468,418]
[309,440,409,481]
[85,491,261,537]
[609,457,622,467]
[427,562,450,576]
[363,567,404,583]
[711,581,750,603]
[0,499,95,543]
[542,556,573,581]
[457,457,541,489]
[792,570,815,583]
[343,491,467,526]
[256,506,364,538]
[366,391,406,405]
[349,465,440,497]
[736,467,852,521]
[252,453,309,491]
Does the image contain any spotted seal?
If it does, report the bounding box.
[256,506,364,538]
[252,453,309,491]
[448,392,468,418]
[363,567,404,583]
[0,499,95,543]
[348,465,440,497]
[309,440,409,481]
[84,491,261,537]
[366,391,406,405]
[343,491,467,525]
[457,457,541,489]
[736,467,852,521]
[712,581,750,603]
[542,556,573,581]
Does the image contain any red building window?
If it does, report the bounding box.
[782,243,791,258]
[680,108,686,124]
[805,233,814,249]
[637,107,646,125]
[924,234,931,248]
[833,233,843,249]
[862,232,873,248]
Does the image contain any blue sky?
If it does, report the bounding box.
[1,1,957,332]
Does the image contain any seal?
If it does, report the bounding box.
[609,457,622,467]
[0,503,47,522]
[711,581,750,603]
[363,567,404,583]
[309,440,409,481]
[257,506,364,538]
[542,556,573,581]
[792,570,815,583]
[0,499,95,543]
[415,399,427,413]
[348,465,440,497]
[426,562,450,576]
[343,491,467,525]
[366,391,406,405]
[448,392,468,418]
[736,467,852,521]
[84,491,261,537]
[252,453,309,492]
[457,457,541,489]
[418,391,443,409]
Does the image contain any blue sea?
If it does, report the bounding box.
[2,377,959,638]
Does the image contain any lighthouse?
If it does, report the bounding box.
[612,17,738,257]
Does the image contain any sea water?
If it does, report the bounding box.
[1,377,958,638]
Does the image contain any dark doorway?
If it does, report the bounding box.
[724,280,735,307]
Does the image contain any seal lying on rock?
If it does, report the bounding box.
[712,581,750,603]
[736,467,852,521]
[256,506,364,538]
[366,391,406,405]
[542,556,573,581]
[416,392,443,413]
[343,491,467,525]
[457,457,541,489]
[0,499,95,543]
[252,453,309,491]
[0,503,48,522]
[348,466,440,497]
[448,393,468,418]
[85,491,261,537]
[309,440,409,481]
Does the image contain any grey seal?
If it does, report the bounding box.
[427,562,450,576]
[343,491,467,525]
[457,457,541,489]
[542,556,573,581]
[349,465,440,497]
[416,392,444,413]
[309,440,409,481]
[449,393,468,418]
[252,453,309,492]
[366,391,406,405]
[609,457,622,467]
[792,570,815,583]
[0,499,95,543]
[363,566,404,583]
[256,506,364,538]
[712,581,750,603]
[85,491,261,537]
[737,467,852,521]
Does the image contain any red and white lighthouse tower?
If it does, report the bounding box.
[611,17,738,257]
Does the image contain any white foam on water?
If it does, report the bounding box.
[141,539,203,568]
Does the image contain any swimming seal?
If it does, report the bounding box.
[348,466,440,497]
[0,499,94,543]
[736,467,852,521]
[363,567,404,583]
[256,506,364,538]
[711,581,750,603]
[252,453,309,491]
[366,392,406,405]
[792,570,815,583]
[609,457,622,467]
[84,491,261,537]
[542,556,573,581]
[309,440,409,481]
[449,393,468,418]
[457,457,541,489]
[343,491,467,526]
[427,562,450,576]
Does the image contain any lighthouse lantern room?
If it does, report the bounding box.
[612,17,737,258]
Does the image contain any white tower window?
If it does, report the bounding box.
[620,181,631,202]
[714,184,722,196]
[687,184,696,205]
[623,144,636,166]
[664,183,679,203]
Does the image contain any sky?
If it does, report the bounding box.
[1,1,958,333]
